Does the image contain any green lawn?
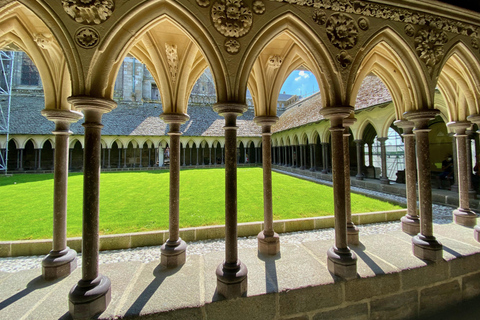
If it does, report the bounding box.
[0,168,402,241]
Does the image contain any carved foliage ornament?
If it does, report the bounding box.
[326,13,358,50]
[33,33,53,50]
[414,28,448,74]
[75,27,100,48]
[62,0,114,25]
[225,38,240,54]
[211,0,253,38]
[272,0,479,39]
[267,55,283,69]
[165,43,178,83]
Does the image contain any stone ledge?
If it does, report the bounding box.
[0,210,406,257]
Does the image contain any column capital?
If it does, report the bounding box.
[160,112,190,124]
[343,115,356,128]
[320,106,354,120]
[67,96,117,114]
[403,109,439,129]
[354,139,364,144]
[394,119,415,135]
[467,114,480,126]
[213,103,248,116]
[41,109,83,124]
[254,115,279,127]
[377,137,388,143]
[447,121,471,135]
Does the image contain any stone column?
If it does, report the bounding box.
[183,147,186,167]
[467,114,480,242]
[354,140,364,180]
[139,148,143,168]
[321,106,357,279]
[123,148,127,168]
[41,109,83,280]
[159,113,189,267]
[117,147,121,168]
[37,148,42,170]
[344,116,359,245]
[322,142,330,173]
[107,148,111,168]
[395,120,419,235]
[367,143,374,167]
[448,121,477,227]
[255,116,280,255]
[466,130,476,199]
[213,103,248,298]
[309,144,315,171]
[404,110,442,262]
[449,135,458,192]
[209,145,212,165]
[68,96,116,319]
[378,137,389,184]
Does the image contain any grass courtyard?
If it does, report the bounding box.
[0,168,402,241]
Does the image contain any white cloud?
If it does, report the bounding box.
[294,71,310,81]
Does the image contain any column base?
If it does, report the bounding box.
[257,230,280,255]
[355,174,364,180]
[412,234,443,262]
[160,238,187,268]
[309,167,316,172]
[327,246,357,280]
[321,169,328,174]
[347,224,359,245]
[69,275,111,319]
[216,260,248,299]
[401,215,420,235]
[475,225,480,242]
[380,178,390,185]
[42,247,77,280]
[453,208,477,227]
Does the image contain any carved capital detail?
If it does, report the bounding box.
[62,0,114,25]
[165,43,178,84]
[75,27,99,49]
[33,33,53,50]
[267,55,283,69]
[326,13,358,50]
[414,28,448,74]
[337,50,353,68]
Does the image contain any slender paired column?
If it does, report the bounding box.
[68,96,116,319]
[183,147,186,166]
[448,121,477,227]
[378,137,389,184]
[213,103,248,298]
[344,116,359,245]
[37,148,42,170]
[354,140,364,180]
[395,120,419,235]
[159,113,189,267]
[467,114,480,242]
[41,109,83,280]
[321,106,357,279]
[450,135,458,192]
[404,110,442,262]
[309,144,315,171]
[466,130,476,199]
[255,116,280,255]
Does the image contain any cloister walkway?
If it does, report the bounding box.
[0,222,478,320]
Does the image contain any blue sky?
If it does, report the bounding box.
[280,70,319,97]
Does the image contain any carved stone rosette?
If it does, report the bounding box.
[414,28,449,74]
[326,13,358,50]
[211,0,253,38]
[62,0,114,25]
[75,27,100,49]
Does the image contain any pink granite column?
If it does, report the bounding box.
[68,96,116,319]
[466,130,476,199]
[395,120,419,235]
[344,116,359,245]
[159,113,190,267]
[41,109,83,280]
[321,106,357,279]
[448,121,477,227]
[404,110,443,262]
[467,114,480,241]
[255,116,280,255]
[213,103,248,298]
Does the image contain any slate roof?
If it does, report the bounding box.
[4,96,261,137]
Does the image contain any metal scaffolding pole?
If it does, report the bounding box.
[0,51,14,174]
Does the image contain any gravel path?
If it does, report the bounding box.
[0,188,456,273]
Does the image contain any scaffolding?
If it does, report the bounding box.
[0,51,14,174]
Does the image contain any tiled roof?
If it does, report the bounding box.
[6,96,261,137]
[355,75,392,110]
[273,92,323,133]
